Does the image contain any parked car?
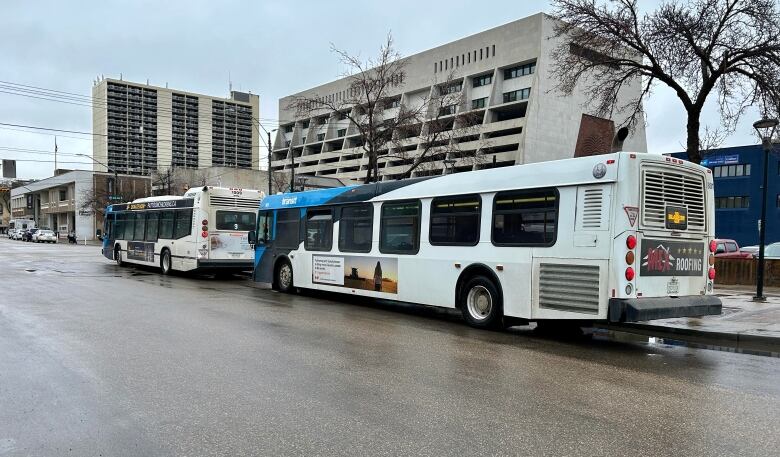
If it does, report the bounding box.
[713,239,753,258]
[740,245,759,256]
[12,229,25,240]
[22,228,39,242]
[33,229,57,243]
[758,242,780,260]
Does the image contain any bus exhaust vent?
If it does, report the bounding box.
[641,165,705,231]
[209,195,261,209]
[539,263,600,314]
[580,187,604,229]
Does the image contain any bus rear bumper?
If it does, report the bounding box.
[608,296,722,323]
[196,259,253,272]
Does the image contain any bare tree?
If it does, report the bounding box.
[289,35,492,182]
[289,33,409,183]
[79,177,149,218]
[550,0,780,163]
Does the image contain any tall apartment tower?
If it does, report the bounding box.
[273,13,647,182]
[92,78,260,176]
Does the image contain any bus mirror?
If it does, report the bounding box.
[95,229,102,240]
[247,230,257,245]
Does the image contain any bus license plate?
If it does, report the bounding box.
[667,278,679,295]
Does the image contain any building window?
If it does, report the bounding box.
[485,46,490,58]
[715,196,750,209]
[434,63,437,73]
[387,99,400,109]
[439,105,457,116]
[503,88,531,103]
[456,55,459,67]
[471,98,487,110]
[712,164,750,178]
[379,201,421,254]
[492,44,495,57]
[430,195,481,245]
[305,208,333,251]
[339,204,373,253]
[504,62,536,79]
[337,128,347,137]
[480,48,483,60]
[441,83,462,95]
[283,124,294,133]
[473,74,492,87]
[59,189,67,201]
[492,188,558,246]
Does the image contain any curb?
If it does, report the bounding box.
[594,322,780,355]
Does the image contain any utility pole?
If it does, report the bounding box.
[267,130,272,195]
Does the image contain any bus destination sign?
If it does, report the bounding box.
[112,198,194,212]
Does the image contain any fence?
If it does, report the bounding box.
[715,258,780,287]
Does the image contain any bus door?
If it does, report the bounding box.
[252,210,275,282]
[102,213,115,259]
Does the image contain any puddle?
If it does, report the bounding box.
[590,328,780,358]
[24,269,36,273]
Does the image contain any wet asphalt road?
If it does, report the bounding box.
[1,238,779,457]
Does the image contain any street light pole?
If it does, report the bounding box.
[752,118,778,302]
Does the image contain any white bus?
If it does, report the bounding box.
[249,152,721,328]
[101,186,263,274]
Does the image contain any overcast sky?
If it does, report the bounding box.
[0,0,762,179]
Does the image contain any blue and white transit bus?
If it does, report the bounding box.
[249,152,722,328]
[102,186,263,274]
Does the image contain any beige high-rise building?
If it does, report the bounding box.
[273,13,647,182]
[92,78,260,176]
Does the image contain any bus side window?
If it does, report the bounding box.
[173,209,193,239]
[133,212,146,241]
[146,212,160,242]
[305,208,333,251]
[124,213,137,240]
[379,200,421,254]
[276,209,300,249]
[492,188,558,246]
[159,210,175,239]
[339,204,373,253]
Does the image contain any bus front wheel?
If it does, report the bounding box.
[114,245,123,267]
[160,249,172,275]
[460,275,503,329]
[275,259,294,293]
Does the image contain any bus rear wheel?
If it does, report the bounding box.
[114,245,123,267]
[275,259,294,293]
[460,275,503,329]
[160,249,172,275]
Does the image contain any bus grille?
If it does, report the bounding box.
[209,195,261,209]
[641,165,706,231]
[538,263,600,314]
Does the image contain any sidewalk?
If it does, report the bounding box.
[600,286,780,354]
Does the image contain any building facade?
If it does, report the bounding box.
[92,78,260,176]
[272,13,647,182]
[672,144,780,247]
[10,170,151,240]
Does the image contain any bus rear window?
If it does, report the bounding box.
[216,211,256,231]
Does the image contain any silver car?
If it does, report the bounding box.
[34,229,57,243]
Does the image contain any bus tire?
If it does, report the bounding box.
[275,259,294,293]
[459,275,503,329]
[160,249,172,275]
[114,245,124,267]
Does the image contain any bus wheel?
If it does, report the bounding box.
[460,276,503,329]
[276,259,294,293]
[160,249,172,275]
[114,245,123,267]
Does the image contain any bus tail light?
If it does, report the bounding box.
[625,267,635,281]
[708,268,716,280]
[202,219,208,226]
[709,240,717,253]
[201,231,208,238]
[626,235,637,250]
[625,251,635,264]
[709,254,715,266]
